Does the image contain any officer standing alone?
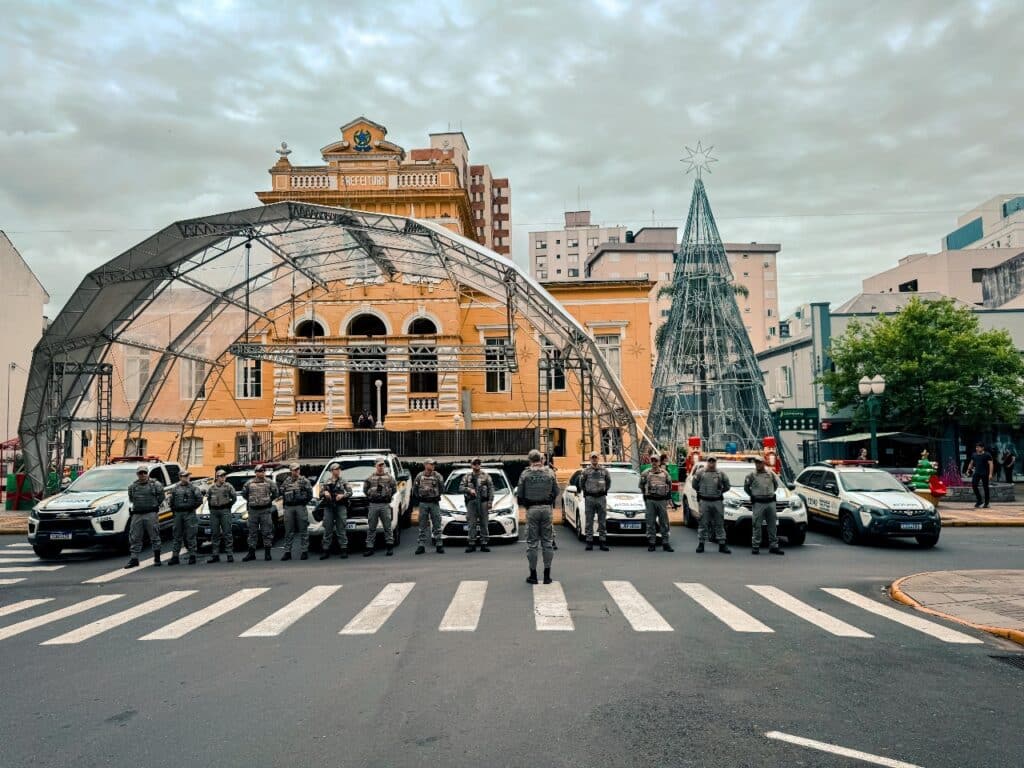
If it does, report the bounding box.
[640,459,674,552]
[124,467,164,569]
[363,459,397,557]
[744,457,783,555]
[516,449,559,584]
[242,465,279,561]
[278,463,314,561]
[168,471,203,565]
[460,458,494,553]
[693,456,731,554]
[580,451,611,551]
[413,459,445,555]
[206,469,237,563]
[319,462,352,560]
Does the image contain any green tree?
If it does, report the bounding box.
[820,297,1024,433]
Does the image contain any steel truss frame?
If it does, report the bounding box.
[228,341,517,372]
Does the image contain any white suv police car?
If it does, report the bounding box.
[794,462,940,547]
[562,466,648,538]
[438,463,519,542]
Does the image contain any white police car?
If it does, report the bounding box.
[438,463,519,542]
[794,461,940,547]
[562,466,648,538]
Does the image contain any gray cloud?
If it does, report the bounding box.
[1,0,1021,316]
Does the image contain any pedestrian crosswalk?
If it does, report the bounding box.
[0,580,986,646]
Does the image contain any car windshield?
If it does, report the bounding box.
[317,459,380,485]
[66,467,147,492]
[443,471,510,493]
[607,471,642,492]
[840,471,908,493]
[711,466,754,487]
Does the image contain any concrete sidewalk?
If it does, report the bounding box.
[891,570,1024,646]
[0,511,28,535]
[940,501,1024,526]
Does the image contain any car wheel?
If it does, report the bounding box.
[839,512,860,545]
[786,526,806,546]
[915,532,939,548]
[33,543,63,560]
[575,508,586,541]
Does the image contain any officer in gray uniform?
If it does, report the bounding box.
[580,451,611,552]
[693,456,732,554]
[242,465,279,561]
[278,462,314,561]
[640,461,674,552]
[516,449,559,584]
[319,462,352,560]
[413,459,445,555]
[363,459,398,557]
[744,457,783,555]
[124,467,164,569]
[206,468,237,563]
[168,471,203,565]
[460,458,494,553]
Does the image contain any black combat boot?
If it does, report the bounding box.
[415,546,426,555]
[124,558,139,569]
[320,550,331,560]
[153,551,162,566]
[585,541,594,551]
[167,554,180,566]
[552,540,558,550]
[187,555,197,565]
[242,549,256,562]
[465,544,477,553]
[264,548,272,561]
[526,569,539,585]
[363,547,374,557]
[662,543,675,553]
[339,549,348,559]
[436,544,445,554]
[281,552,293,561]
[695,542,705,553]
[719,543,732,554]
[300,552,308,560]
[599,541,609,552]
[769,547,785,556]
[751,548,760,555]
[207,555,221,564]
[480,544,491,552]
[543,568,552,585]
[226,554,234,563]
[386,546,394,556]
[647,544,656,552]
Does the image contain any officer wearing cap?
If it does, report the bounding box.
[693,456,731,554]
[744,457,783,555]
[580,451,611,552]
[319,462,352,559]
[242,465,279,561]
[125,467,164,569]
[516,449,559,584]
[460,457,494,553]
[413,459,445,555]
[640,457,674,553]
[363,459,398,556]
[168,470,203,565]
[278,462,314,561]
[206,469,237,563]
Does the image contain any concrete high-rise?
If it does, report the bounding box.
[529,211,627,281]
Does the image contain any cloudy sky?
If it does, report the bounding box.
[2,0,1021,316]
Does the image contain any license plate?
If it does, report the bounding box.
[900,522,923,531]
[50,532,73,540]
[346,522,357,530]
[621,522,642,530]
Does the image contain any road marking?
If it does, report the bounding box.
[439,581,488,632]
[748,585,873,638]
[765,731,923,767]
[4,543,31,548]
[140,588,269,640]
[675,582,774,633]
[340,583,415,635]
[0,579,26,585]
[0,598,54,618]
[603,580,673,632]
[42,591,197,645]
[0,565,64,573]
[83,549,183,584]
[823,588,983,644]
[0,557,43,563]
[0,595,123,641]
[533,582,574,631]
[240,585,342,638]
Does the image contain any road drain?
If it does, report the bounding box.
[990,654,1024,670]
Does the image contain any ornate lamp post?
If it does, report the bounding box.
[326,383,335,429]
[858,375,886,461]
[374,379,383,428]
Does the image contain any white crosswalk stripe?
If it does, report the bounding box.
[0,578,26,586]
[140,588,269,640]
[675,582,774,633]
[0,557,43,563]
[823,588,984,644]
[240,585,342,638]
[533,582,574,631]
[0,565,64,573]
[84,549,184,584]
[439,581,488,632]
[748,585,873,638]
[0,598,55,618]
[42,591,198,645]
[0,595,123,641]
[340,583,415,635]
[4,543,31,548]
[604,580,673,632]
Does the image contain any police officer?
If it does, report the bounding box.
[168,471,203,565]
[640,460,674,552]
[744,457,783,555]
[516,449,559,584]
[278,462,314,561]
[413,459,445,555]
[580,451,611,552]
[242,465,278,561]
[206,469,237,563]
[460,458,494,553]
[319,462,352,560]
[693,456,731,554]
[363,459,397,557]
[124,467,164,569]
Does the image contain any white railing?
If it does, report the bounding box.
[295,398,325,414]
[397,173,438,188]
[291,174,331,189]
[408,397,439,411]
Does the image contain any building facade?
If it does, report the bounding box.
[943,194,1024,251]
[861,247,1022,305]
[530,211,628,281]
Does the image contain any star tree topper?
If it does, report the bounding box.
[681,140,718,178]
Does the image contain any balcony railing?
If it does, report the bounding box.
[408,396,439,411]
[295,398,325,414]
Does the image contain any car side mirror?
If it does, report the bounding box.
[786,482,796,491]
[824,483,839,495]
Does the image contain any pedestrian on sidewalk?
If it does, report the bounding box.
[1000,445,1016,484]
[966,443,993,509]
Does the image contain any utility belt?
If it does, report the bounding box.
[283,498,308,506]
[209,505,232,512]
[584,491,607,498]
[171,506,197,514]
[367,496,393,504]
[645,494,670,501]
[248,505,272,512]
[129,507,158,515]
[419,496,440,503]
[751,495,776,503]
[524,498,550,507]
[697,494,723,502]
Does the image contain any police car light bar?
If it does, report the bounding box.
[818,459,878,467]
[110,455,162,463]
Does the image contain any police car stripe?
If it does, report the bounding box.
[83,548,185,584]
[822,588,983,644]
[533,582,574,631]
[140,588,270,640]
[0,579,26,585]
[603,581,673,632]
[340,583,416,635]
[439,581,487,632]
[748,585,873,638]
[0,598,54,618]
[0,565,64,573]
[675,583,774,633]
[41,591,197,645]
[240,585,342,638]
[0,595,123,641]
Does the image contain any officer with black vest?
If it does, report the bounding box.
[516,449,559,584]
[168,471,203,565]
[319,462,352,560]
[693,456,732,554]
[580,451,611,551]
[413,459,445,555]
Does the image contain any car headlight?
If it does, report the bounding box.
[492,505,515,517]
[29,506,40,520]
[725,498,743,508]
[789,497,804,510]
[94,501,124,517]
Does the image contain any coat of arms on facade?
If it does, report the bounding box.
[353,129,372,152]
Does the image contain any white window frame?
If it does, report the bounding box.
[181,436,204,468]
[236,358,263,399]
[485,337,510,393]
[595,333,622,380]
[180,351,207,401]
[540,336,566,392]
[124,350,151,404]
[778,365,793,398]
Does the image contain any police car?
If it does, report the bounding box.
[562,466,648,538]
[794,461,940,547]
[681,458,807,546]
[438,463,519,542]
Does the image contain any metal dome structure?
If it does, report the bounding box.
[21,202,647,489]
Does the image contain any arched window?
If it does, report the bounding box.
[408,317,438,394]
[347,314,387,336]
[408,317,437,335]
[294,319,325,396]
[294,319,326,338]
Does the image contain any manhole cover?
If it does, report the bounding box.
[990,655,1024,670]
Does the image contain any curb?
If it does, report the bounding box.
[889,572,1024,648]
[943,519,1024,527]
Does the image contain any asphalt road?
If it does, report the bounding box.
[1,524,1023,768]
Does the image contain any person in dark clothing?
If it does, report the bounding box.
[357,412,368,428]
[966,443,993,508]
[1000,446,1016,484]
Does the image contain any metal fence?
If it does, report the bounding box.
[298,429,537,459]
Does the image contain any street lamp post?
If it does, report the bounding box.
[374,379,383,428]
[858,374,886,462]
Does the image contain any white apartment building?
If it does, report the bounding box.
[529,211,627,281]
[943,194,1024,251]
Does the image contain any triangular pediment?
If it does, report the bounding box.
[321,117,405,159]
